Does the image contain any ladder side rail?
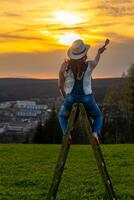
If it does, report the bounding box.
[79,103,117,200]
[46,103,79,200]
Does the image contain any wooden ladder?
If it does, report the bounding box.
[46,103,117,200]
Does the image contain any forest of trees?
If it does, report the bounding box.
[102,63,134,143]
[33,106,62,144]
[33,63,134,144]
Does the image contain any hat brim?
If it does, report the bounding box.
[67,44,90,60]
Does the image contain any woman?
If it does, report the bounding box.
[58,39,109,144]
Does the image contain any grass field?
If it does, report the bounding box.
[0,144,134,200]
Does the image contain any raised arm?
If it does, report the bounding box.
[91,39,110,70]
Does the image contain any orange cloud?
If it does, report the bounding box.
[0,0,133,53]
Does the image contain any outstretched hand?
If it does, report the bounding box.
[105,38,110,46]
[98,38,110,54]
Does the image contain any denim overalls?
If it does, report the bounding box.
[58,65,103,136]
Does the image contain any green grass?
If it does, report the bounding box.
[0,144,134,200]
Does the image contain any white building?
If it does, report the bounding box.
[0,102,12,109]
[16,110,41,117]
[8,125,23,132]
[16,101,48,110]
[7,122,37,132]
[0,127,5,134]
[16,101,36,107]
[0,123,8,134]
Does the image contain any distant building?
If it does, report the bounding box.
[0,124,8,134]
[8,125,23,132]
[0,127,5,134]
[16,100,48,110]
[0,100,49,134]
[0,102,12,109]
[16,109,41,117]
[7,121,37,132]
[16,100,36,107]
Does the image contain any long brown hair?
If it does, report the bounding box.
[66,54,88,80]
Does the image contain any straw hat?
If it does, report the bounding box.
[67,39,90,60]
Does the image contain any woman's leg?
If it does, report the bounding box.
[91,107,103,135]
[58,104,70,135]
[83,95,103,142]
[58,96,74,136]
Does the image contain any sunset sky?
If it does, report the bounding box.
[0,0,134,79]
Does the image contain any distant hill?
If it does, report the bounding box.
[0,78,124,103]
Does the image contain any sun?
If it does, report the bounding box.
[53,10,83,25]
[40,10,84,47]
[55,32,82,46]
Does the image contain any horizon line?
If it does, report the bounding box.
[0,76,122,80]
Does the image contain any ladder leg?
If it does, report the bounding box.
[46,134,71,200]
[79,103,117,200]
[46,104,79,200]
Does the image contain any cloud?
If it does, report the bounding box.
[0,41,134,78]
[0,0,134,54]
[103,0,133,4]
[11,28,29,33]
[3,12,21,17]
[96,0,134,16]
[43,22,116,32]
[0,50,66,76]
[0,33,44,41]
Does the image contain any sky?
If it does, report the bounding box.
[0,0,134,79]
